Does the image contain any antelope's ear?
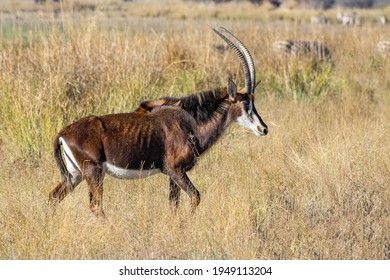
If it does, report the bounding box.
[227,79,237,101]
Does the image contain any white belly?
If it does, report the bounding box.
[103,162,160,180]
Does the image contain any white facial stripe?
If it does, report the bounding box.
[237,110,263,136]
[103,162,160,180]
[59,137,82,184]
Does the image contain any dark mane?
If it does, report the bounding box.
[137,87,229,124]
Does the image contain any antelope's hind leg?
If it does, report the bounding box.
[49,174,82,207]
[84,164,106,218]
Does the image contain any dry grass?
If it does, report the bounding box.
[0,1,389,259]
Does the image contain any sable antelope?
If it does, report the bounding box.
[273,40,332,63]
[49,27,268,217]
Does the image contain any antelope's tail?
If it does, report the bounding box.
[53,135,71,183]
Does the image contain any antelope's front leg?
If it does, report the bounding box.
[169,178,181,210]
[168,172,200,212]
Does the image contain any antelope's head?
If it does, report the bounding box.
[212,26,268,136]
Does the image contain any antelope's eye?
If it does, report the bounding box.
[243,100,253,112]
[245,100,254,115]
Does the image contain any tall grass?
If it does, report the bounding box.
[0,2,389,259]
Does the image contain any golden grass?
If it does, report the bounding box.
[0,2,389,259]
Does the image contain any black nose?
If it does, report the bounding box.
[262,127,268,135]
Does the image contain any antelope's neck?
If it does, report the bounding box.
[196,100,238,153]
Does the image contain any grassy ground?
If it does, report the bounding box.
[0,1,389,259]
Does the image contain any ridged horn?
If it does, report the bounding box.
[219,26,256,94]
[211,26,252,95]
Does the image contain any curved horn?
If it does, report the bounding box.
[211,27,252,95]
[220,27,256,94]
